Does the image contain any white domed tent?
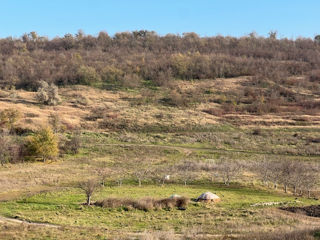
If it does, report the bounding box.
[197,192,220,203]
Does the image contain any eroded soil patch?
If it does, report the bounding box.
[280,205,320,217]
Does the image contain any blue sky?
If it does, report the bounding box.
[1,0,319,39]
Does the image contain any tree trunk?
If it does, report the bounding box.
[87,195,91,205]
[308,190,311,198]
[294,186,297,195]
[118,180,122,187]
[138,178,141,187]
[284,184,287,193]
[274,182,277,189]
[184,180,187,186]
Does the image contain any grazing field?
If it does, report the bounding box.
[0,34,320,239]
[0,184,319,240]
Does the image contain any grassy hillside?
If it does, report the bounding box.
[0,79,319,239]
[0,32,320,239]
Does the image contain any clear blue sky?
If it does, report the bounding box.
[1,0,319,39]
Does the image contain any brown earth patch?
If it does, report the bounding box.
[280,205,320,218]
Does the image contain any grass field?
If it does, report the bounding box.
[0,184,319,239]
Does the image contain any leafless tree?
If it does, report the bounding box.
[300,163,319,198]
[80,179,99,205]
[176,160,198,186]
[134,168,150,187]
[213,159,243,185]
[253,157,275,186]
[277,159,297,193]
[95,165,110,187]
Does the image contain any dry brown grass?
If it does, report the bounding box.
[0,157,108,201]
[94,196,190,211]
[0,80,319,133]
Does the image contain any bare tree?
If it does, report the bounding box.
[268,160,283,190]
[278,159,297,193]
[290,162,306,195]
[176,160,198,186]
[300,163,319,198]
[113,168,130,187]
[134,168,150,187]
[214,159,242,185]
[253,157,275,186]
[48,113,62,133]
[151,166,173,186]
[80,179,99,205]
[95,164,110,187]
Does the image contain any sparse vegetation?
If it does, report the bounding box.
[0,31,319,239]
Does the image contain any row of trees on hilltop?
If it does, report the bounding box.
[0,31,320,90]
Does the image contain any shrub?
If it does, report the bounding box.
[24,127,59,162]
[0,134,22,164]
[102,66,124,84]
[36,81,61,106]
[48,113,63,133]
[0,108,21,133]
[77,65,101,85]
[94,196,189,211]
[120,73,141,88]
[63,132,81,154]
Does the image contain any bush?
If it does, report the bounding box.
[0,134,22,165]
[102,66,124,84]
[120,73,141,88]
[0,108,21,133]
[36,81,61,106]
[77,65,101,85]
[25,127,59,162]
[63,132,81,154]
[94,196,189,211]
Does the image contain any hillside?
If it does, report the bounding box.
[0,32,320,239]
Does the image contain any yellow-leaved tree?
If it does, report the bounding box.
[25,127,59,162]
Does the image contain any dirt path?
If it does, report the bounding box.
[0,216,59,228]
